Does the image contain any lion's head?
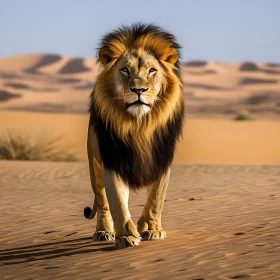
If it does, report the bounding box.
[91,24,183,138]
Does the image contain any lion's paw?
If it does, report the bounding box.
[140,230,166,241]
[114,236,141,249]
[93,231,115,241]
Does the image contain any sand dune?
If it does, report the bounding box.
[0,90,21,101]
[0,53,280,118]
[239,77,278,85]
[25,54,62,74]
[58,58,91,74]
[0,54,46,71]
[183,60,208,67]
[39,56,75,74]
[240,62,280,74]
[266,63,280,67]
[4,82,32,89]
[239,62,259,71]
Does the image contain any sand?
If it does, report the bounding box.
[0,161,279,279]
[1,111,280,165]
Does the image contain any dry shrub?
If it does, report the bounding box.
[0,131,79,161]
[233,113,254,121]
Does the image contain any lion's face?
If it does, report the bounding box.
[113,51,165,118]
[94,24,182,128]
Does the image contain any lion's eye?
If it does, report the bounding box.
[149,68,157,73]
[120,68,129,74]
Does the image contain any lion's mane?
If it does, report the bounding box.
[89,23,184,189]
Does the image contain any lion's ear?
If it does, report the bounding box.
[160,48,178,65]
[98,47,115,65]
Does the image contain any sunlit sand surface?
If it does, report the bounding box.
[1,111,280,164]
[0,161,279,279]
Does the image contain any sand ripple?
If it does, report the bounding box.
[0,162,279,279]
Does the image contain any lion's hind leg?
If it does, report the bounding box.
[86,129,115,241]
[92,159,115,241]
[137,168,170,241]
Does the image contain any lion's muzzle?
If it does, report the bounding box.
[126,99,150,108]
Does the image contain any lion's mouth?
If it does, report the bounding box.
[126,100,150,108]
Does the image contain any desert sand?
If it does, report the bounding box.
[1,110,280,165]
[0,161,279,279]
[1,54,280,279]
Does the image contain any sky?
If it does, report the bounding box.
[0,0,280,62]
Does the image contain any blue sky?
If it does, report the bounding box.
[0,0,279,62]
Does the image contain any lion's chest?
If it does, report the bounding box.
[96,127,176,189]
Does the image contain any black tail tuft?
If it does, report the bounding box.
[84,207,92,219]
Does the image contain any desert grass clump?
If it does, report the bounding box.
[0,131,78,161]
[233,113,254,121]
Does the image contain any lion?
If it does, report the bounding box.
[84,23,184,249]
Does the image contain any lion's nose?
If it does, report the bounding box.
[130,88,148,95]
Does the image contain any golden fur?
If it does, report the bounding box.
[85,24,184,249]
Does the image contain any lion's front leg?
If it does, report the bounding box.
[102,167,141,249]
[137,168,171,240]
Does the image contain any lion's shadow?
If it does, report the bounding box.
[0,236,114,266]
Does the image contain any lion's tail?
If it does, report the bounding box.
[84,197,97,219]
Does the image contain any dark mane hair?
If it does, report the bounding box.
[98,23,181,68]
